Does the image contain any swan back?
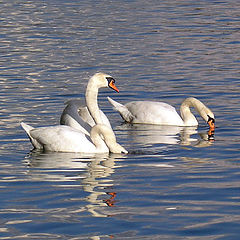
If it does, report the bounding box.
[78,106,112,129]
[60,99,91,135]
[21,123,97,152]
[125,101,183,125]
[21,122,127,153]
[60,99,113,132]
[108,97,183,125]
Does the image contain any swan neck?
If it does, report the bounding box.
[85,80,102,125]
[90,125,109,152]
[180,98,199,126]
[91,124,127,153]
[180,97,212,126]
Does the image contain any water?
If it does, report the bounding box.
[0,0,240,239]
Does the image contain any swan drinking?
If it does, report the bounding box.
[108,97,215,128]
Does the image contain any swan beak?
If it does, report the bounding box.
[107,77,119,93]
[207,115,215,141]
[207,118,215,130]
[208,128,215,141]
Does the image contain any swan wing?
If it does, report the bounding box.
[78,106,112,129]
[125,101,183,125]
[60,112,91,135]
[108,98,184,125]
[61,99,112,132]
[60,100,92,134]
[26,125,96,152]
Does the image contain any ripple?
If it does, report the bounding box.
[0,0,240,239]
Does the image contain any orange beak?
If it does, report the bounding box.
[208,119,215,131]
[109,80,119,93]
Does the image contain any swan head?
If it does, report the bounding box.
[181,97,215,128]
[90,72,119,92]
[207,115,215,130]
[201,106,215,129]
[109,143,128,154]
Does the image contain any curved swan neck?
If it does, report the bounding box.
[85,78,102,125]
[90,124,127,154]
[90,125,109,152]
[180,97,214,126]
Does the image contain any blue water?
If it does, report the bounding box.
[0,0,240,239]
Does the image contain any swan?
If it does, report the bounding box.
[21,122,128,153]
[21,72,127,153]
[60,72,118,135]
[107,97,215,128]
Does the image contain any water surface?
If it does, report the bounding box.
[0,0,240,239]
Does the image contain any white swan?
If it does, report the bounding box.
[21,122,128,153]
[21,73,127,153]
[107,97,215,128]
[60,72,119,135]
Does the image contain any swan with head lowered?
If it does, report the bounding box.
[21,73,128,153]
[107,97,215,129]
[60,72,119,135]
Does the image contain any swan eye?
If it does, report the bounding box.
[106,77,115,84]
[207,115,215,123]
[106,77,119,93]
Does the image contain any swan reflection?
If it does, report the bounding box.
[116,123,214,147]
[23,151,125,217]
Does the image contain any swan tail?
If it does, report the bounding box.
[21,122,43,149]
[107,97,134,123]
[21,122,34,134]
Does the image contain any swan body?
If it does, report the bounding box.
[108,97,215,127]
[21,122,128,154]
[60,72,118,135]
